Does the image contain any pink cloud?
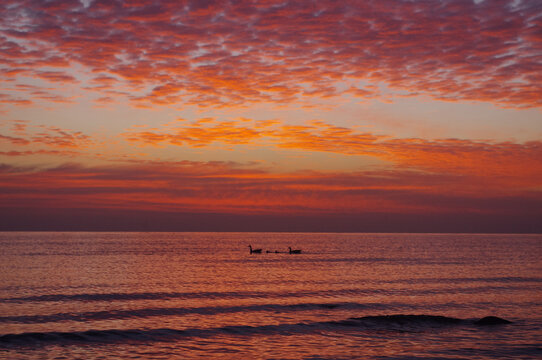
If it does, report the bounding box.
[0,0,539,108]
[33,71,78,84]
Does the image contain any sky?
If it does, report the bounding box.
[0,0,541,232]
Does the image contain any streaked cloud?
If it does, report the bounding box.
[123,118,542,188]
[0,161,539,225]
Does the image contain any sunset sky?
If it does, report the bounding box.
[1,0,541,232]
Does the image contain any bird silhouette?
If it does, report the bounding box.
[248,245,262,254]
[288,247,301,254]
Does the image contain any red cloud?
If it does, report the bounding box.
[0,160,540,233]
[0,0,540,108]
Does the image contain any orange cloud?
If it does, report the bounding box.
[0,133,30,146]
[0,149,80,157]
[123,118,267,147]
[1,121,94,149]
[0,95,32,107]
[31,127,93,148]
[123,118,542,190]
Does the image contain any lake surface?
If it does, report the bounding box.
[0,232,540,359]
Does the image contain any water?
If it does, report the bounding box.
[0,232,540,359]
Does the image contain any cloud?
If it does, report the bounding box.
[0,149,80,157]
[31,126,93,148]
[33,71,78,84]
[4,115,540,192]
[0,95,33,106]
[124,118,265,147]
[0,160,540,233]
[0,133,31,145]
[0,0,540,108]
[123,118,542,188]
[1,121,94,149]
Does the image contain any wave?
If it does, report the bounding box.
[2,276,539,293]
[1,299,532,325]
[378,276,542,285]
[0,315,512,348]
[4,290,261,302]
[3,283,536,304]
[0,301,380,324]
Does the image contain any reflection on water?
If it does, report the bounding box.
[0,232,541,359]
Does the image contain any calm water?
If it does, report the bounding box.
[0,232,540,359]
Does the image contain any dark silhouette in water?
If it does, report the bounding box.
[348,314,512,326]
[474,316,512,325]
[288,247,301,254]
[248,245,262,254]
[354,314,462,325]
